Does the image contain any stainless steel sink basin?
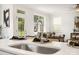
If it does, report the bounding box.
[10,44,59,54]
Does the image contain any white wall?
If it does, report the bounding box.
[13,5,51,36]
[1,4,14,39]
[62,12,75,40]
[50,11,75,40]
[0,4,75,40]
[12,5,76,40]
[0,4,50,38]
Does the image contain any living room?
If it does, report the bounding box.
[0,4,79,55]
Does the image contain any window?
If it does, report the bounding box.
[53,17,62,32]
[18,18,25,38]
[17,9,25,38]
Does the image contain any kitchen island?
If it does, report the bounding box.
[0,37,79,55]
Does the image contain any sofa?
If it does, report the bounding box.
[43,32,65,42]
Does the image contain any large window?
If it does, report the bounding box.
[53,17,62,32]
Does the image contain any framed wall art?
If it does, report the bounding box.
[3,9,10,27]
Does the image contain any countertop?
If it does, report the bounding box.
[0,37,79,55]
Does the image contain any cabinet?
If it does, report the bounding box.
[69,33,79,46]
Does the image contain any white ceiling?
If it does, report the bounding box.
[18,4,75,14]
[26,4,73,13]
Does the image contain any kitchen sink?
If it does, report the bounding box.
[10,44,60,54]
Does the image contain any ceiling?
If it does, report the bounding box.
[18,4,75,14]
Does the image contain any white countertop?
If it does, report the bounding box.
[0,37,79,55]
